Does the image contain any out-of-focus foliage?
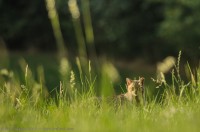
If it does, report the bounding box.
[91,0,164,59]
[0,0,199,61]
[0,0,56,50]
[157,0,200,60]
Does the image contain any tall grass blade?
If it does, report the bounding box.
[81,0,94,45]
[45,0,67,57]
[68,0,87,59]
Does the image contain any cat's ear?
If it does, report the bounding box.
[126,78,133,92]
[126,78,132,86]
[139,77,145,85]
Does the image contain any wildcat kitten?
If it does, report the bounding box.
[117,77,145,105]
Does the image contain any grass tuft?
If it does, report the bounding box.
[0,52,200,131]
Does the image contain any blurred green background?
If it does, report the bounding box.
[0,0,200,93]
[1,0,199,60]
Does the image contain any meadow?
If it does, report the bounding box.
[0,52,200,132]
[1,0,200,131]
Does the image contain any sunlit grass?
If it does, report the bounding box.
[1,0,200,131]
[0,51,200,131]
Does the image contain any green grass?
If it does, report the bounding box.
[1,93,200,132]
[0,54,200,132]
